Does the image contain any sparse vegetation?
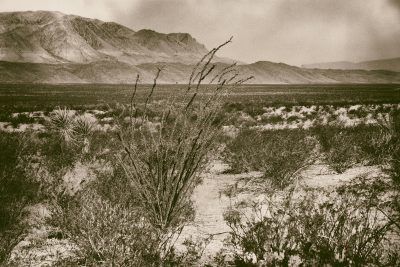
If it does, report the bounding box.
[1,44,400,267]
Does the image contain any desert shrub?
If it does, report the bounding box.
[39,107,102,173]
[0,110,11,122]
[221,191,299,266]
[54,190,164,266]
[382,110,400,186]
[313,115,400,174]
[354,126,390,165]
[0,133,40,264]
[222,102,265,118]
[9,113,36,127]
[221,187,397,266]
[225,128,316,189]
[372,110,400,235]
[259,114,285,124]
[53,164,209,266]
[391,147,400,187]
[313,125,372,173]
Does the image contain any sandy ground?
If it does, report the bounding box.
[178,161,262,258]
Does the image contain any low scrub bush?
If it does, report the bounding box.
[313,126,363,173]
[55,187,209,266]
[55,190,165,266]
[382,110,400,186]
[0,133,40,264]
[313,125,384,173]
[313,113,400,174]
[224,128,316,189]
[220,187,399,266]
[0,109,115,264]
[0,112,37,127]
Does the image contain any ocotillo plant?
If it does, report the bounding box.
[117,38,253,253]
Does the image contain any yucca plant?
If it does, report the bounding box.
[73,115,94,138]
[48,108,95,154]
[48,107,76,143]
[73,115,95,153]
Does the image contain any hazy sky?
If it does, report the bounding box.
[1,0,399,65]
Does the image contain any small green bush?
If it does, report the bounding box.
[313,119,400,174]
[313,125,379,173]
[225,128,316,189]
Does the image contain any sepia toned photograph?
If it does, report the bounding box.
[0,0,400,266]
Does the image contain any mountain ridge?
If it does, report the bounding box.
[1,60,399,84]
[0,10,209,65]
[303,57,400,72]
[0,11,399,84]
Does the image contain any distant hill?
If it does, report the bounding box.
[0,11,399,84]
[1,60,399,84]
[303,57,400,72]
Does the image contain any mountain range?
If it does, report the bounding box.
[303,58,400,73]
[0,11,399,84]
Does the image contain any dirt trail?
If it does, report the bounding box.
[179,160,261,257]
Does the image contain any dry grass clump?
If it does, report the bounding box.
[224,128,316,189]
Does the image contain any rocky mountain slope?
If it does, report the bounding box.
[0,11,399,84]
[303,57,400,72]
[0,11,208,64]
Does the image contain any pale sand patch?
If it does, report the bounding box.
[0,122,45,132]
[177,160,260,256]
[301,164,383,188]
[62,162,96,196]
[9,203,76,266]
